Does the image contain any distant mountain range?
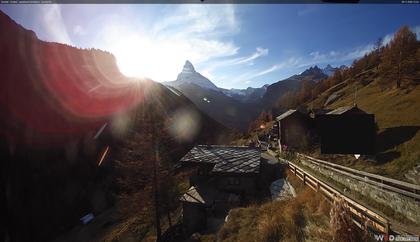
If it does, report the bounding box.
[322,64,347,77]
[164,61,345,130]
[220,85,269,103]
[261,65,332,108]
[165,61,259,130]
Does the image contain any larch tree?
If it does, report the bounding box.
[379,26,417,88]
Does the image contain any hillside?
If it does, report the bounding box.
[0,10,233,242]
[261,66,328,111]
[310,74,420,183]
[278,26,420,183]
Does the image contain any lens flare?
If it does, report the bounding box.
[168,108,201,143]
[0,19,147,145]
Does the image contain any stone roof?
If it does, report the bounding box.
[180,185,240,205]
[180,145,261,174]
[180,186,215,204]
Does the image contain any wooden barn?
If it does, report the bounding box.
[317,105,375,154]
[276,110,312,152]
[179,145,262,234]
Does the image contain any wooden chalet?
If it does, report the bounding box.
[317,105,375,154]
[275,109,312,152]
[179,145,262,234]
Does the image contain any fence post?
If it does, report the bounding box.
[384,221,390,237]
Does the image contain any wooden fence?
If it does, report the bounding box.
[297,153,420,200]
[288,161,391,235]
[287,156,420,236]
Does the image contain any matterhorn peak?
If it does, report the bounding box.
[182,60,196,73]
[167,60,219,91]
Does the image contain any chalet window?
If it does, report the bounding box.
[228,177,240,185]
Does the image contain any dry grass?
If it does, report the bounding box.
[329,198,370,242]
[217,171,335,242]
[310,78,420,182]
[295,160,416,227]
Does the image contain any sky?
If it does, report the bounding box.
[1,4,420,89]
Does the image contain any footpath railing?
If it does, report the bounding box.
[285,154,420,236]
[296,153,420,201]
[288,161,392,235]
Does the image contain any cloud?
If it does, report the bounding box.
[382,33,394,46]
[153,4,239,38]
[287,45,373,70]
[91,4,240,81]
[380,25,420,47]
[73,25,87,36]
[202,24,420,88]
[254,64,284,77]
[232,47,269,65]
[41,5,72,45]
[226,61,288,86]
[344,44,374,60]
[200,47,269,80]
[234,44,374,85]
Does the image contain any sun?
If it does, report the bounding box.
[111,34,189,82]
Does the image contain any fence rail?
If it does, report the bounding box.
[288,161,393,235]
[286,154,420,235]
[297,153,420,200]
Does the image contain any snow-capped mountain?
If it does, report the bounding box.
[166,60,219,91]
[221,85,269,103]
[321,64,347,77]
[163,61,348,129]
[166,60,269,103]
[163,60,260,130]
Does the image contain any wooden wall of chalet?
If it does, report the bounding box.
[215,175,258,198]
[278,112,311,150]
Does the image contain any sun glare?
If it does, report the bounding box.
[112,34,190,82]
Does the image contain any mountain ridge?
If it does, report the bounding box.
[165,60,219,91]
[163,61,344,129]
[260,64,329,110]
[0,10,232,242]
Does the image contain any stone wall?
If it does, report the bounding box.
[300,160,420,224]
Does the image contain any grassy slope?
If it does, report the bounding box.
[216,171,333,242]
[310,75,420,181]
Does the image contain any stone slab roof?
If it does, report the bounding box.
[180,145,261,174]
